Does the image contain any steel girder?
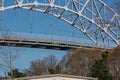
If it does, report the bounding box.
[0,0,120,48]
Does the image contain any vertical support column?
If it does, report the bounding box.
[0,0,2,7]
[14,0,18,5]
[0,0,4,7]
[0,0,1,6]
[0,0,5,11]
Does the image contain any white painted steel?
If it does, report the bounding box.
[0,0,120,47]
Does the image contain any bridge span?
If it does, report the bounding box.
[0,0,120,48]
[0,32,108,50]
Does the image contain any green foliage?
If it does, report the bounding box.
[65,48,102,76]
[90,51,112,80]
[25,55,59,76]
[55,65,62,73]
[22,47,119,80]
[8,68,25,78]
[48,65,62,74]
[48,68,56,74]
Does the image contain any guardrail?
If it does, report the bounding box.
[0,31,113,48]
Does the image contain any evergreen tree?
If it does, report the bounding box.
[8,68,25,78]
[48,65,62,74]
[90,51,112,80]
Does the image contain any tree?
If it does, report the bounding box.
[108,46,120,80]
[43,55,58,74]
[55,64,62,74]
[43,55,57,69]
[26,59,46,76]
[25,55,58,76]
[59,53,70,74]
[65,48,103,76]
[0,47,19,79]
[90,51,112,80]
[8,68,25,78]
[48,64,62,74]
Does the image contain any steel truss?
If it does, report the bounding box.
[0,0,120,47]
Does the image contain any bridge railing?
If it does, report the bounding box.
[0,31,111,48]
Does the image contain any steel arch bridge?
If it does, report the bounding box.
[0,0,120,48]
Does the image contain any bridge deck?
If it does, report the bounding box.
[0,32,108,50]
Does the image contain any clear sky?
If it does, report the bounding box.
[0,0,116,76]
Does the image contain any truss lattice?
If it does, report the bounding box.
[0,0,120,47]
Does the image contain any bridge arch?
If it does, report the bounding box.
[0,0,120,48]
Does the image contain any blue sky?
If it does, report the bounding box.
[0,0,116,76]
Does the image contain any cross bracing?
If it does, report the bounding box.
[0,0,120,48]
